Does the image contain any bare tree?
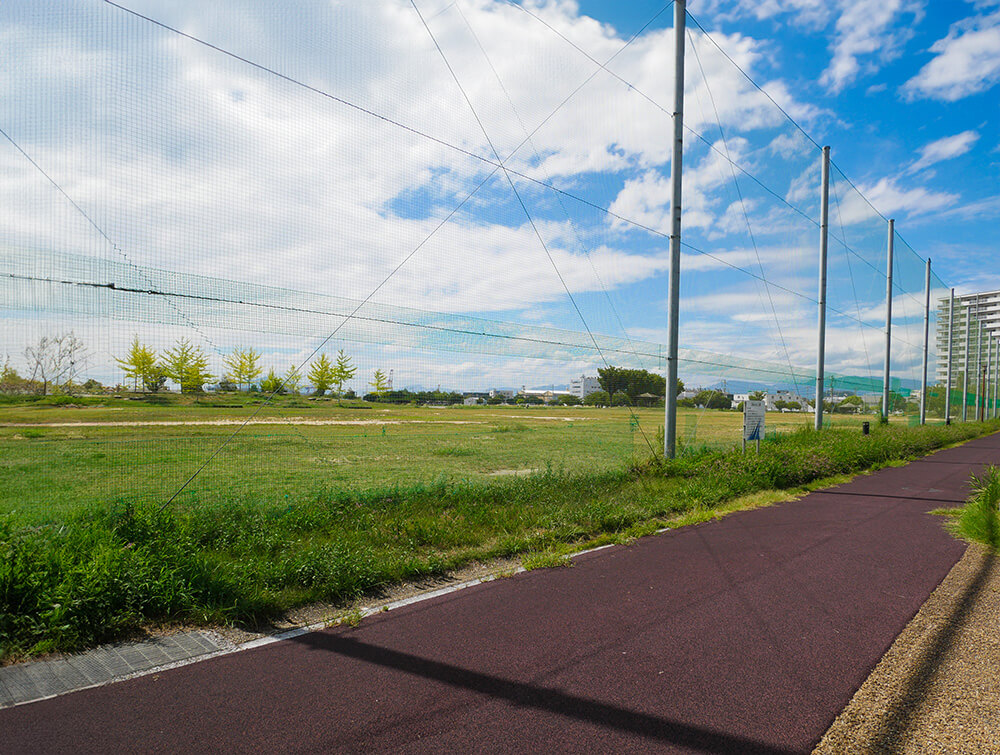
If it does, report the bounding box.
[24,332,88,395]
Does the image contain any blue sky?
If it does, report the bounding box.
[1,0,998,392]
[584,0,1000,290]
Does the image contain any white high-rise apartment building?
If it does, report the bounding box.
[935,290,1000,385]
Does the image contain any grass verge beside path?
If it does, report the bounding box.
[935,465,1000,551]
[2,421,997,661]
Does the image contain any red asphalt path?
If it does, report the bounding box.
[4,433,998,754]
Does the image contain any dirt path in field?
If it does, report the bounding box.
[1,415,590,428]
[1,418,484,428]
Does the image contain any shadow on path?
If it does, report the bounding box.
[862,547,996,754]
[291,631,800,755]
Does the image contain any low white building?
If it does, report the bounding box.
[569,375,601,399]
[521,388,574,403]
[733,391,810,411]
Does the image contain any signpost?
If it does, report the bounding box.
[743,400,765,452]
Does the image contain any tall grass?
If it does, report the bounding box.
[953,466,1000,549]
[2,420,996,660]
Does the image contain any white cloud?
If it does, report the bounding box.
[907,130,980,173]
[819,0,924,93]
[830,177,959,225]
[901,8,1000,101]
[607,138,757,234]
[699,0,925,93]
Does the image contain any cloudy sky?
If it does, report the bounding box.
[2,0,998,391]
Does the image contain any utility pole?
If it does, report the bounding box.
[664,0,686,458]
[945,288,954,424]
[814,145,830,432]
[882,219,894,422]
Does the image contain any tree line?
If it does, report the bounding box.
[114,337,382,396]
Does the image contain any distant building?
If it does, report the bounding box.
[733,391,810,411]
[521,388,574,403]
[569,375,601,399]
[489,388,516,399]
[936,290,1000,385]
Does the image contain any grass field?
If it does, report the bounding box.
[0,396,916,520]
[0,395,911,522]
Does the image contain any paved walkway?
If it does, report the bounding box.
[3,433,997,753]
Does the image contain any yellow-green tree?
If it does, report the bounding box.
[283,364,302,394]
[308,354,334,395]
[370,368,389,396]
[162,339,213,393]
[332,349,356,396]
[115,336,158,392]
[260,368,284,395]
[223,347,263,392]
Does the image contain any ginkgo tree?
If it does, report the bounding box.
[283,364,302,394]
[370,368,390,397]
[331,349,356,396]
[115,336,158,392]
[162,339,213,393]
[223,347,263,392]
[308,354,334,396]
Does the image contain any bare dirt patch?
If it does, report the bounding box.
[486,468,541,477]
[0,418,486,428]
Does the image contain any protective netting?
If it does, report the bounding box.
[0,1,966,518]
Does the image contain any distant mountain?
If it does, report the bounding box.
[704,375,920,395]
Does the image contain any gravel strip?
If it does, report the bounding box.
[815,543,1000,753]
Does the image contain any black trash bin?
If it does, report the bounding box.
[862,421,870,435]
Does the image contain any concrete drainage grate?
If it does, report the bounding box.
[0,631,229,709]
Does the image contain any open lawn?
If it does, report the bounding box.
[1,394,916,523]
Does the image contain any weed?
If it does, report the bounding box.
[951,466,1000,549]
[490,423,528,433]
[336,607,365,627]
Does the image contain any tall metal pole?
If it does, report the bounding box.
[990,336,1000,419]
[945,288,954,424]
[814,145,830,431]
[663,0,685,458]
[919,258,931,424]
[987,335,994,422]
[988,336,1000,419]
[882,219,894,422]
[976,320,983,421]
[963,302,971,421]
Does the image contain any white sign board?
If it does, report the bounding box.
[743,400,765,442]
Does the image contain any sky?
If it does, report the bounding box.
[1,0,998,393]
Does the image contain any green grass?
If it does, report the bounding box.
[0,399,923,522]
[942,466,1000,550]
[2,419,996,661]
